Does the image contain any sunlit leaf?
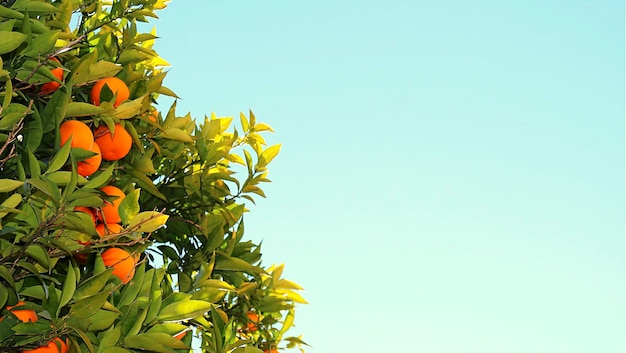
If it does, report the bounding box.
[127,211,168,232]
[157,300,213,322]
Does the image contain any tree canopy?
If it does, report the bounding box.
[0,1,306,352]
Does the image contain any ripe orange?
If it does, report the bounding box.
[101,248,136,284]
[97,185,125,224]
[77,142,102,177]
[247,311,259,332]
[22,337,67,353]
[93,124,132,161]
[264,350,279,353]
[50,338,68,353]
[59,120,94,151]
[40,58,64,95]
[6,301,37,323]
[96,223,123,237]
[90,77,130,107]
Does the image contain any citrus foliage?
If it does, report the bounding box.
[0,0,306,352]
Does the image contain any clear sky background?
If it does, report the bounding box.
[152,1,624,352]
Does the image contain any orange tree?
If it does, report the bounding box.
[0,1,307,352]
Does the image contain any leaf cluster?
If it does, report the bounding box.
[0,1,306,352]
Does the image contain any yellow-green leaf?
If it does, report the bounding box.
[0,179,23,192]
[0,31,27,54]
[127,211,168,233]
[159,128,193,143]
[65,102,106,118]
[157,300,213,322]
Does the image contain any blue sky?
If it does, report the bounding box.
[153,1,624,352]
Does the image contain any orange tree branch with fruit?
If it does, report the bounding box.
[0,1,307,352]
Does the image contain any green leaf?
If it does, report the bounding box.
[23,106,43,151]
[0,265,16,291]
[144,269,163,323]
[127,211,168,232]
[126,167,166,201]
[159,128,193,143]
[88,61,123,81]
[11,0,60,13]
[145,71,166,93]
[0,4,25,20]
[157,299,213,322]
[58,263,77,315]
[118,188,140,225]
[0,193,22,219]
[215,254,255,272]
[12,321,53,334]
[190,287,227,303]
[25,244,50,270]
[97,348,130,353]
[2,74,12,108]
[0,31,27,54]
[47,171,88,186]
[84,164,115,189]
[123,335,175,353]
[0,103,29,130]
[70,287,111,319]
[97,326,121,352]
[85,309,120,332]
[0,285,7,309]
[68,50,96,85]
[239,112,249,132]
[73,270,113,301]
[135,332,188,349]
[22,30,59,58]
[44,92,71,139]
[0,179,24,192]
[27,148,41,178]
[258,144,281,167]
[45,137,72,174]
[65,102,106,118]
[103,96,145,120]
[117,262,145,308]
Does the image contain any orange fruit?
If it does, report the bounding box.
[246,311,259,332]
[40,58,63,95]
[97,185,125,224]
[50,338,68,353]
[101,248,136,284]
[93,124,132,161]
[22,337,67,353]
[77,142,102,177]
[90,77,130,107]
[6,301,37,323]
[96,223,123,237]
[264,350,279,353]
[59,120,94,151]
